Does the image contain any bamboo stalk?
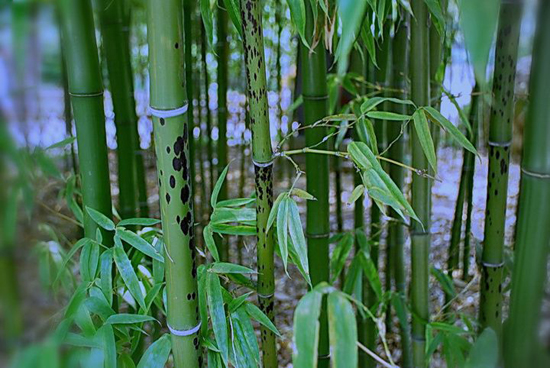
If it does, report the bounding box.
[146,1,200,366]
[410,1,431,366]
[301,1,330,366]
[504,2,550,366]
[201,18,214,196]
[216,0,229,261]
[59,0,113,243]
[388,17,412,368]
[98,0,140,220]
[184,0,196,210]
[239,0,277,366]
[479,0,522,342]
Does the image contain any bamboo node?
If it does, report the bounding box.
[488,140,512,147]
[167,321,201,337]
[69,91,104,97]
[252,159,274,168]
[521,167,550,179]
[149,102,189,119]
[482,261,505,268]
[303,94,329,101]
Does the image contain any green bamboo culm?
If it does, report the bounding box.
[59,0,113,242]
[504,2,550,365]
[447,83,480,288]
[184,0,196,206]
[461,90,481,281]
[98,0,140,220]
[301,1,330,366]
[146,1,200,366]
[388,17,412,368]
[201,18,215,196]
[409,1,431,366]
[479,0,522,342]
[216,0,229,261]
[239,0,277,366]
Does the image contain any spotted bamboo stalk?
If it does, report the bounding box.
[184,0,196,207]
[480,0,523,341]
[410,1,431,366]
[216,0,229,261]
[146,1,200,366]
[301,1,330,366]
[59,0,113,242]
[239,0,277,366]
[504,2,550,365]
[388,17,412,368]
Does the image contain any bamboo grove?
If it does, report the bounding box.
[1,0,550,368]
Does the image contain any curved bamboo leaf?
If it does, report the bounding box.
[209,262,256,274]
[412,109,437,173]
[113,237,146,310]
[222,0,243,38]
[118,218,161,227]
[330,233,354,283]
[336,0,369,75]
[137,334,172,368]
[366,111,412,121]
[116,228,164,262]
[203,224,221,262]
[207,272,229,365]
[244,302,281,336]
[286,0,307,47]
[212,163,230,208]
[328,292,358,368]
[292,289,323,367]
[105,314,156,325]
[86,207,115,231]
[277,197,290,272]
[465,328,498,368]
[424,106,477,155]
[287,199,309,276]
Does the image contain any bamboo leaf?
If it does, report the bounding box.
[100,249,113,306]
[424,0,445,34]
[211,223,256,236]
[233,308,261,365]
[361,97,416,114]
[207,272,229,365]
[86,207,115,231]
[116,228,164,262]
[347,184,365,206]
[211,207,256,224]
[222,0,243,38]
[203,224,221,262]
[197,266,209,336]
[209,262,256,274]
[412,109,437,173]
[216,197,255,207]
[98,325,117,368]
[286,0,307,47]
[287,199,309,277]
[465,328,498,368]
[358,250,383,301]
[45,136,76,150]
[137,334,172,368]
[244,302,281,336]
[431,267,457,298]
[458,0,500,84]
[328,292,358,368]
[105,314,157,325]
[336,0,369,75]
[113,237,146,310]
[292,289,323,367]
[330,233,354,283]
[277,197,290,272]
[290,188,316,201]
[267,192,286,233]
[366,111,412,121]
[118,218,161,227]
[424,106,477,156]
[212,163,230,208]
[200,0,214,47]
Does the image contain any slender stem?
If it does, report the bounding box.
[388,16,412,368]
[184,0,196,219]
[480,0,522,345]
[410,1,431,366]
[239,1,277,366]
[504,3,550,366]
[201,18,214,197]
[301,1,330,366]
[59,0,113,244]
[146,1,200,366]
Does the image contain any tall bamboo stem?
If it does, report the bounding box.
[410,1,431,366]
[239,0,277,366]
[98,0,140,220]
[201,18,214,196]
[504,2,550,365]
[479,0,522,342]
[301,2,330,366]
[59,0,113,242]
[146,1,200,366]
[184,0,196,209]
[388,17,412,368]
[216,0,229,260]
